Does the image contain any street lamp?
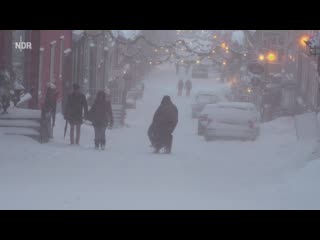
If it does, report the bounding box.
[259,54,265,61]
[299,35,310,47]
[266,52,277,62]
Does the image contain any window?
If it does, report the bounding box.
[38,48,44,96]
[50,41,56,83]
[59,36,64,79]
[11,30,25,84]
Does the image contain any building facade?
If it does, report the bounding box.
[3,30,73,109]
[288,30,320,110]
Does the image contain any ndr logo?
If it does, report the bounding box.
[15,36,32,51]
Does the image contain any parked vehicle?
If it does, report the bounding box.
[198,102,260,141]
[191,91,221,119]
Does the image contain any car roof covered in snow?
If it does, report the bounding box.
[204,102,256,110]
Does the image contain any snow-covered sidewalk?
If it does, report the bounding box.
[0,64,319,209]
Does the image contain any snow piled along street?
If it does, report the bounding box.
[0,64,319,209]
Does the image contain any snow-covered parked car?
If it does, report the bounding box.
[198,102,261,141]
[192,91,221,118]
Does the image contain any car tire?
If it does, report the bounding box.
[249,132,258,141]
[250,128,259,141]
[204,134,213,142]
[249,136,256,141]
[198,123,204,136]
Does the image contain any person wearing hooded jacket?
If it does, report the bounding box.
[88,90,113,150]
[148,95,178,154]
[64,83,88,145]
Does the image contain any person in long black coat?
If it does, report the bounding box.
[64,83,88,145]
[40,84,57,143]
[88,90,113,150]
[148,95,178,154]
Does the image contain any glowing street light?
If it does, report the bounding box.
[221,43,227,49]
[222,61,227,65]
[258,54,265,61]
[196,60,201,64]
[266,52,277,62]
[300,35,310,47]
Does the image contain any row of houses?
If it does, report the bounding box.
[0,30,152,125]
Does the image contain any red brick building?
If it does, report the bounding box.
[26,30,72,108]
[0,31,12,70]
[2,30,72,109]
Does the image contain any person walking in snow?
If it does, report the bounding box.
[185,79,192,97]
[148,95,178,154]
[40,83,58,143]
[87,90,113,150]
[177,79,184,96]
[64,83,88,145]
[0,91,10,114]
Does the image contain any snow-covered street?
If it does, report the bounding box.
[0,64,319,209]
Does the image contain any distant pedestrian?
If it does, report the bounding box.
[177,79,184,96]
[64,83,88,145]
[88,90,113,150]
[185,79,192,96]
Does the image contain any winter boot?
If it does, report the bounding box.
[165,134,173,154]
[95,140,99,150]
[101,139,106,150]
[153,147,160,154]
